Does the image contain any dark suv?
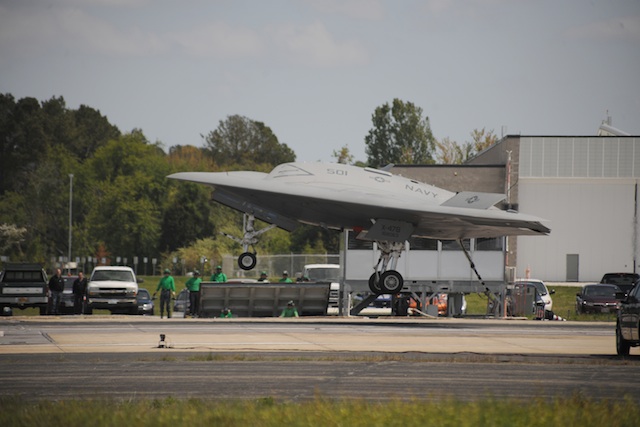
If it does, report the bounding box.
[601,272,640,295]
[615,281,640,356]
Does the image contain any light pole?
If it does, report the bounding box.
[68,174,73,275]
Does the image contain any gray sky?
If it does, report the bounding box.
[1,0,638,163]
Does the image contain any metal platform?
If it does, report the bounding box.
[199,282,331,317]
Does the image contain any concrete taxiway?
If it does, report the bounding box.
[0,315,627,355]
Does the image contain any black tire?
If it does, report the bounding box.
[380,270,404,294]
[238,252,257,270]
[616,322,631,356]
[368,273,382,294]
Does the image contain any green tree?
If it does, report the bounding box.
[168,145,216,171]
[86,175,162,259]
[470,128,498,156]
[435,128,498,165]
[289,225,340,254]
[435,137,470,164]
[364,99,436,168]
[0,144,79,261]
[160,182,215,252]
[203,115,295,168]
[0,94,120,196]
[0,95,47,195]
[0,223,27,255]
[332,145,354,165]
[71,105,121,160]
[85,132,170,259]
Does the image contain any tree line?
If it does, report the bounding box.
[0,93,495,273]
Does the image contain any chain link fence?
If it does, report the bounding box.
[221,254,340,280]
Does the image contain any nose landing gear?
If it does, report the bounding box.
[220,213,276,271]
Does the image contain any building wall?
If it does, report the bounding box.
[514,136,640,281]
[517,178,638,281]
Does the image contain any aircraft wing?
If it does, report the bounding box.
[167,163,549,241]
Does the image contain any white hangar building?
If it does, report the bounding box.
[393,130,639,283]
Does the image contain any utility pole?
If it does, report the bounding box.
[68,174,74,275]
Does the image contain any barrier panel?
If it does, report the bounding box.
[506,283,538,317]
[199,282,331,317]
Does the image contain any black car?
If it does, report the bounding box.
[600,272,640,295]
[616,283,640,355]
[576,284,622,314]
[136,288,154,315]
[173,289,189,313]
[60,275,78,314]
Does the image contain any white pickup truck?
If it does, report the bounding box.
[86,266,141,315]
[303,264,341,307]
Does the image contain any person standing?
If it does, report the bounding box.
[48,268,65,315]
[185,270,202,318]
[257,271,269,282]
[210,266,227,283]
[153,268,176,318]
[279,270,293,283]
[72,272,88,314]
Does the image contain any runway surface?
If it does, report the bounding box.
[1,316,639,401]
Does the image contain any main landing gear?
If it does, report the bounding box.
[368,241,405,294]
[220,213,276,271]
[367,238,500,303]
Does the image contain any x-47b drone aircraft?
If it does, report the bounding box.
[168,162,549,294]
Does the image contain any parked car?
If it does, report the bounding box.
[600,272,640,295]
[60,275,78,314]
[174,288,189,313]
[136,288,154,315]
[616,283,640,355]
[373,294,392,308]
[515,279,555,311]
[576,283,622,314]
[351,293,391,308]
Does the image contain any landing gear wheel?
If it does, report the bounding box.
[368,273,382,294]
[616,322,631,356]
[238,252,257,270]
[380,270,403,294]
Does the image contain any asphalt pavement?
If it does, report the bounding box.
[1,315,639,402]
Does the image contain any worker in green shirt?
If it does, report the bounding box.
[280,300,299,317]
[185,270,202,318]
[154,268,176,318]
[279,270,293,283]
[210,266,227,282]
